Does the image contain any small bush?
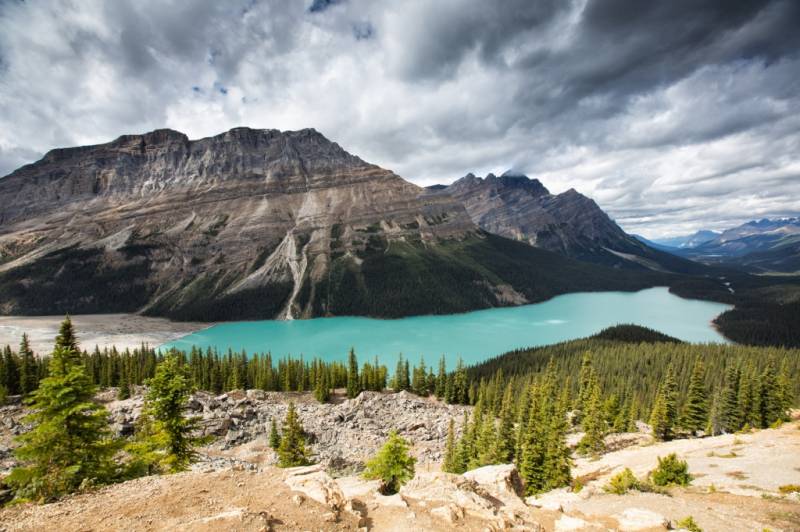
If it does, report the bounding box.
[778,484,800,494]
[363,430,416,495]
[676,515,702,532]
[604,468,641,495]
[650,453,692,487]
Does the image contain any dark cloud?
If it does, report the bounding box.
[0,0,798,237]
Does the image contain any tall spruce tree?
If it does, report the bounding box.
[346,348,360,399]
[2,346,19,396]
[720,365,741,433]
[277,402,311,467]
[494,383,516,463]
[452,358,468,404]
[269,417,281,450]
[758,357,782,428]
[18,333,36,396]
[8,318,117,502]
[442,418,458,473]
[129,353,206,474]
[435,356,447,399]
[649,386,671,441]
[662,364,679,430]
[543,384,572,491]
[577,377,605,455]
[681,358,708,434]
[738,366,756,428]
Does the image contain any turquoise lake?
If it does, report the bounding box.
[160,287,732,367]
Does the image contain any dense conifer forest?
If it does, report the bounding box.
[670,274,800,348]
[1,321,797,504]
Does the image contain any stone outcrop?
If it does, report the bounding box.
[613,508,670,531]
[462,463,526,509]
[283,464,347,513]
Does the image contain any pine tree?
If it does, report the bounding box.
[346,348,360,399]
[681,358,708,434]
[452,358,468,404]
[269,417,281,450]
[435,355,447,399]
[277,402,311,467]
[2,346,19,396]
[314,366,330,403]
[519,383,549,494]
[662,364,679,430]
[362,430,416,495]
[18,334,37,396]
[776,361,793,422]
[577,377,605,455]
[543,384,572,490]
[738,366,755,428]
[130,354,206,474]
[475,412,498,467]
[442,418,458,473]
[494,383,516,463]
[8,319,117,502]
[577,351,595,415]
[117,373,131,400]
[453,411,471,474]
[759,357,782,427]
[720,365,740,433]
[649,386,670,441]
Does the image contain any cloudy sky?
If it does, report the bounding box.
[1,0,798,238]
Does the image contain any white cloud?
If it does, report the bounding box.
[0,0,798,239]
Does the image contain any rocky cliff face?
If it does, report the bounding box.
[0,128,659,320]
[442,171,704,273]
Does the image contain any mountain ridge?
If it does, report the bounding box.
[438,171,707,274]
[0,127,663,321]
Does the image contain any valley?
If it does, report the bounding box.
[2,3,798,530]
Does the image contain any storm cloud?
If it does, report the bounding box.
[0,0,798,237]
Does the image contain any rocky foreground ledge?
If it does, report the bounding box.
[0,389,470,475]
[2,391,800,531]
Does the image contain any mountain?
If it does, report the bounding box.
[678,218,800,273]
[439,171,705,274]
[632,234,680,254]
[0,127,659,321]
[651,230,720,249]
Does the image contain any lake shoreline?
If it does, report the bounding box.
[0,314,213,356]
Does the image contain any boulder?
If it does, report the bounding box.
[283,464,346,512]
[335,476,381,499]
[463,463,525,507]
[613,508,670,531]
[555,515,593,531]
[430,503,464,524]
[526,488,582,512]
[400,471,497,518]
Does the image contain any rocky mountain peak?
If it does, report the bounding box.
[449,170,549,197]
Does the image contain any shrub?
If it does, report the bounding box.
[277,402,311,468]
[604,468,641,495]
[363,430,416,495]
[778,484,800,494]
[650,453,692,487]
[676,515,702,532]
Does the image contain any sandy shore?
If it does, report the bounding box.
[0,314,212,355]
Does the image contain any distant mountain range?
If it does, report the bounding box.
[643,218,800,274]
[0,128,665,321]
[651,230,721,249]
